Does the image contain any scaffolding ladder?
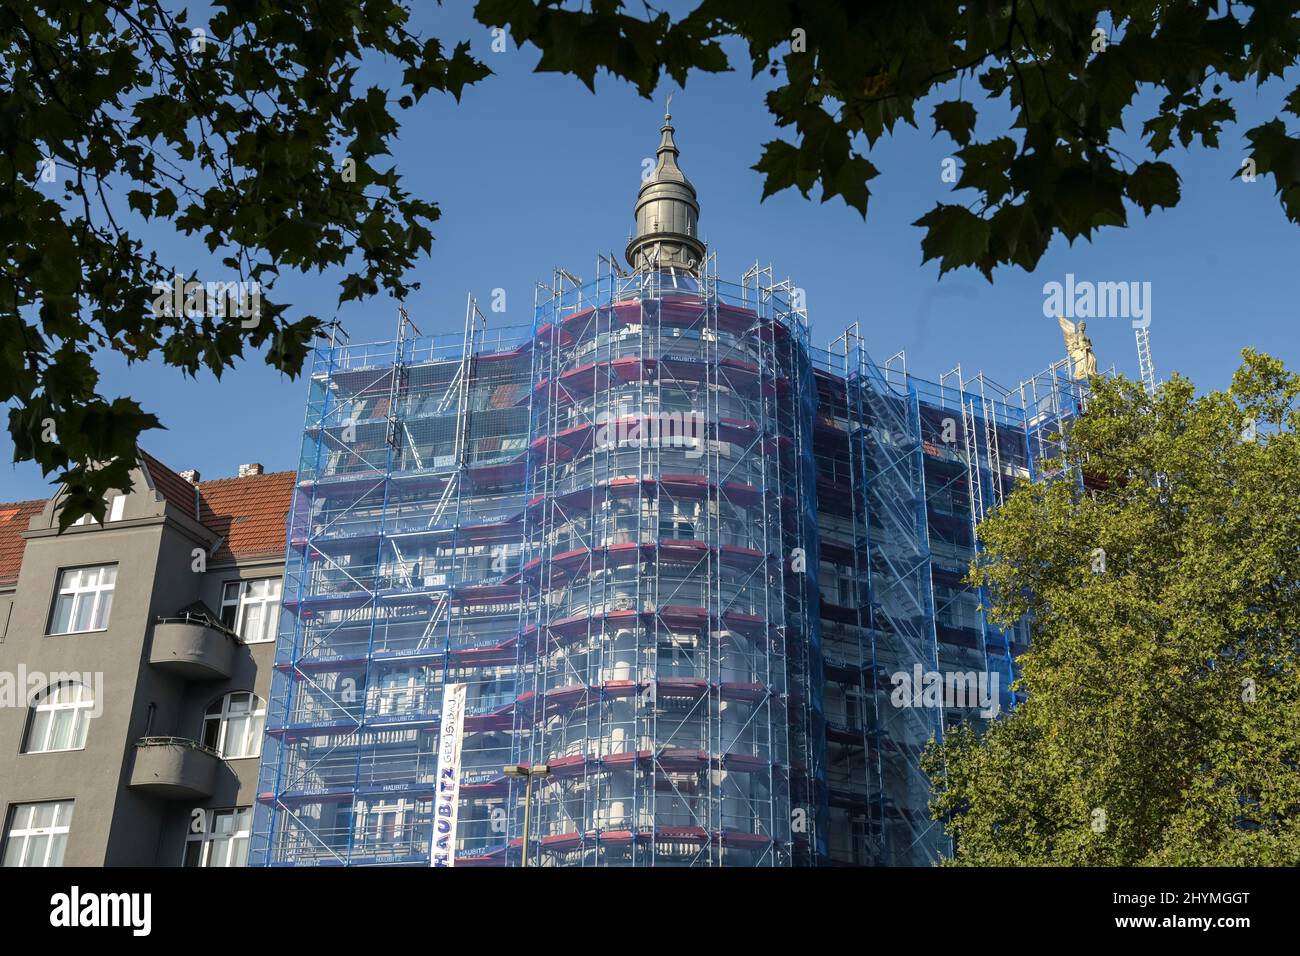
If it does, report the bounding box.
[1135,325,1157,396]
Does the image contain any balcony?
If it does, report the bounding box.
[150,615,238,680]
[128,738,221,799]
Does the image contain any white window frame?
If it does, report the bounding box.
[183,807,251,867]
[220,577,282,644]
[2,800,74,867]
[23,681,95,753]
[373,669,422,716]
[202,692,266,759]
[48,564,117,635]
[355,798,415,851]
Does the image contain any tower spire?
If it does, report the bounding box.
[626,101,705,275]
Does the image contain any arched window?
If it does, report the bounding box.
[202,692,265,759]
[24,682,94,753]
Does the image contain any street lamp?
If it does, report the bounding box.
[503,763,550,867]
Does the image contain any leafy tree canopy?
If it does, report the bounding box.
[6,1,1299,524]
[924,351,1300,865]
[2,0,486,525]
[479,0,1300,270]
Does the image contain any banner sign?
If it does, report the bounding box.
[431,683,467,867]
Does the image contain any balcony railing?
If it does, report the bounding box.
[128,737,223,799]
[150,614,240,680]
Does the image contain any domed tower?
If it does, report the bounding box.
[501,108,816,868]
[255,108,821,871]
[625,106,706,275]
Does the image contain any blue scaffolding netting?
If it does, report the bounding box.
[250,260,1085,866]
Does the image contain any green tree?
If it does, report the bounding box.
[923,351,1300,865]
[479,0,1300,269]
[7,2,1300,524]
[2,0,487,524]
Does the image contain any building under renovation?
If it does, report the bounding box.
[251,112,1085,867]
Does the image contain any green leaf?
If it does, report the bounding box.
[932,100,977,146]
[913,203,992,278]
[1285,84,1300,120]
[127,190,153,217]
[153,187,177,218]
[1126,161,1181,214]
[1244,119,1300,223]
[753,140,805,199]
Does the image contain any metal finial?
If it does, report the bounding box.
[626,102,703,275]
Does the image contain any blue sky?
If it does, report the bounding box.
[3,3,1298,500]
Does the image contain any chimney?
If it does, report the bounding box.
[179,469,200,484]
[238,463,264,478]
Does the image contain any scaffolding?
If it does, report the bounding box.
[253,259,823,866]
[251,299,535,865]
[805,339,1084,864]
[509,256,814,866]
[252,261,1085,867]
[1135,325,1158,396]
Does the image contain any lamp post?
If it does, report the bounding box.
[503,763,550,867]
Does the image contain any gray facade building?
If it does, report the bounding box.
[0,454,292,866]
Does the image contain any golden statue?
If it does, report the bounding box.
[1058,315,1098,380]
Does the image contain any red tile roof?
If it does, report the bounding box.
[0,452,295,585]
[197,470,296,563]
[139,450,201,520]
[0,500,46,587]
[139,449,294,560]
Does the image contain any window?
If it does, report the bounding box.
[220,578,282,644]
[845,689,865,732]
[183,808,251,867]
[202,692,266,759]
[2,801,74,867]
[24,682,95,753]
[72,494,126,525]
[372,669,421,716]
[48,565,116,635]
[353,799,418,854]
